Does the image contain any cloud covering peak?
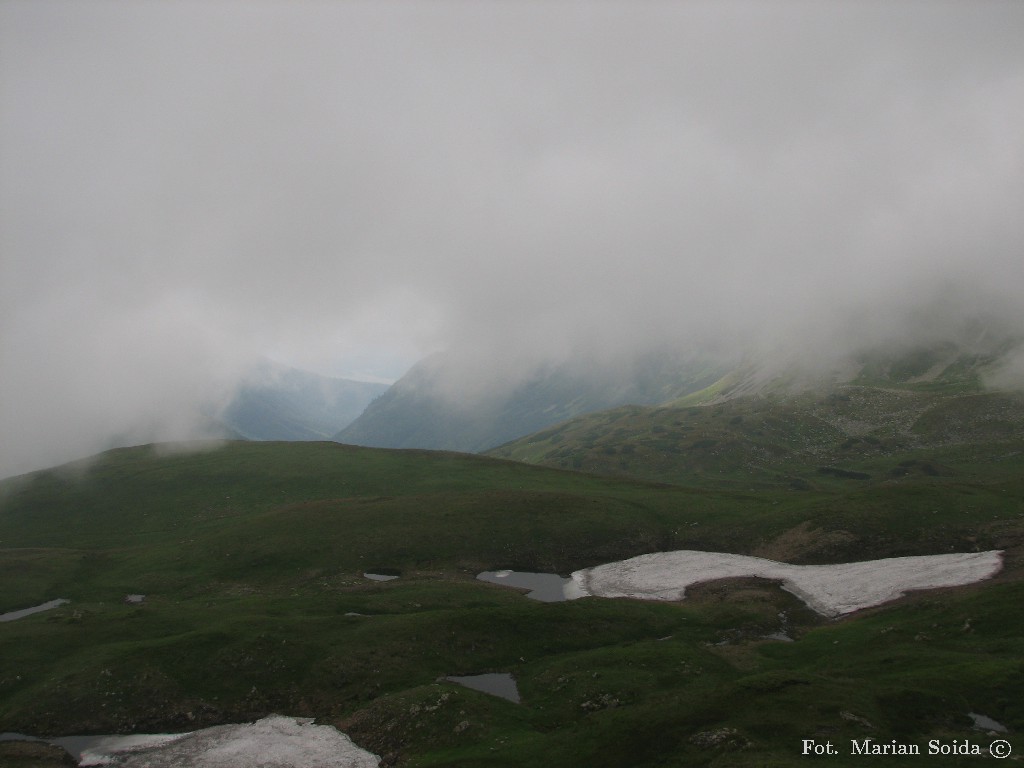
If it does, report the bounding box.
[2,1,1023,476]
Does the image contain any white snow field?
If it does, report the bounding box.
[568,550,1003,617]
[79,715,379,767]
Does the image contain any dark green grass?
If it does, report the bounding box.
[2,565,1020,765]
[0,442,803,608]
[487,386,1024,492]
[1,441,1021,766]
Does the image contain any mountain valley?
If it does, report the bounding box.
[1,343,1023,766]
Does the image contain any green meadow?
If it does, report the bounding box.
[1,438,1021,766]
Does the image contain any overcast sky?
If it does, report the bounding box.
[2,1,1023,477]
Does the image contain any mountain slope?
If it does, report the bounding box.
[488,345,1024,490]
[221,360,387,441]
[335,350,729,452]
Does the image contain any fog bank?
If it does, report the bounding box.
[3,2,1022,477]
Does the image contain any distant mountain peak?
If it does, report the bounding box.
[335,348,731,453]
[220,360,388,441]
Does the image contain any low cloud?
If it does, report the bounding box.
[2,2,1022,476]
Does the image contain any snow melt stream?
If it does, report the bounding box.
[568,550,1003,617]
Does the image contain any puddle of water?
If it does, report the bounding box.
[0,730,156,764]
[0,599,69,623]
[0,731,128,765]
[363,573,399,582]
[968,712,1008,733]
[0,732,46,743]
[476,571,570,602]
[445,673,521,703]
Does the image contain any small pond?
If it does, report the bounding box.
[0,599,69,623]
[363,573,399,582]
[476,571,571,602]
[445,672,521,703]
[0,730,126,764]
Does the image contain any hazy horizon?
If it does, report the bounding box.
[3,1,1023,478]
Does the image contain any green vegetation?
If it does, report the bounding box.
[488,382,1024,493]
[1,426,1022,765]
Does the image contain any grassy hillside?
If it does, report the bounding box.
[336,350,728,453]
[1,441,1021,766]
[487,381,1024,489]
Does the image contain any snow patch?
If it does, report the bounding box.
[79,715,379,767]
[79,733,188,765]
[569,550,1002,617]
[0,599,69,622]
[968,712,1008,733]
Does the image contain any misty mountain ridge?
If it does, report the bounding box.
[489,334,1024,490]
[672,332,1022,408]
[335,322,1024,455]
[218,358,388,441]
[334,348,732,453]
[80,360,388,463]
[77,326,1024,472]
